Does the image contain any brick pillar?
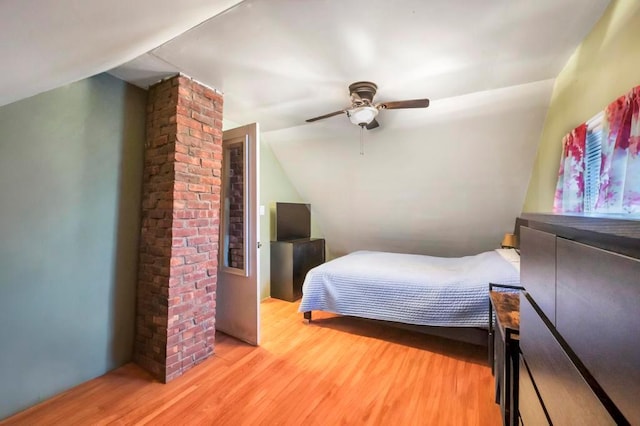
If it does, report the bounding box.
[134,74,223,382]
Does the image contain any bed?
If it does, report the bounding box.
[298,248,520,343]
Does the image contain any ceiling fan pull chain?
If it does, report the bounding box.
[360,125,365,155]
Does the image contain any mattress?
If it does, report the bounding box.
[298,249,520,327]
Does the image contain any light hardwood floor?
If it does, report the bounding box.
[2,299,500,425]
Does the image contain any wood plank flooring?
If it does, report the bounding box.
[2,299,500,425]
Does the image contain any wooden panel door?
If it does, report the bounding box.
[217,123,260,345]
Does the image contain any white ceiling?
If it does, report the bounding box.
[0,0,243,107]
[1,0,611,257]
[112,0,609,132]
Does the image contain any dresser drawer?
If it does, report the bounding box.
[556,238,640,423]
[520,294,615,425]
[520,227,556,324]
[518,356,549,426]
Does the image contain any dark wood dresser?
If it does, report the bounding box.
[518,213,640,425]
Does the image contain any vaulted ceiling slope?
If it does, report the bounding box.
[0,0,243,107]
[111,0,607,257]
[266,79,554,256]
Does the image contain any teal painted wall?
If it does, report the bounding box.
[0,73,147,419]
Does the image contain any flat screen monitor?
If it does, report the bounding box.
[276,202,311,241]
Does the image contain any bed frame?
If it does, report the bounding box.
[303,310,488,346]
[301,219,527,347]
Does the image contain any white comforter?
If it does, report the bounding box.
[298,249,520,327]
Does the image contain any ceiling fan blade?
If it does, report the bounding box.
[366,118,380,130]
[305,110,346,122]
[377,99,430,110]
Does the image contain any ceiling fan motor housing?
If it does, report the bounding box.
[349,81,378,103]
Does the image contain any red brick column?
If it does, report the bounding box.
[134,74,223,382]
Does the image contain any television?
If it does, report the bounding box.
[276,202,311,241]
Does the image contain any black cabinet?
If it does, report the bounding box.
[270,238,325,302]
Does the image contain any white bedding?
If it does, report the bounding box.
[298,249,520,327]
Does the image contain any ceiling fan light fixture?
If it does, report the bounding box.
[305,81,429,128]
[347,106,378,126]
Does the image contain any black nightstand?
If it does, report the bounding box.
[489,283,523,426]
[270,238,325,301]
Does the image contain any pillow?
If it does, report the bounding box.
[495,248,520,272]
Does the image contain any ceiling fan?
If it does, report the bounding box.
[305,81,430,130]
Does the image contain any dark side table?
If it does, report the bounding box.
[489,283,523,426]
